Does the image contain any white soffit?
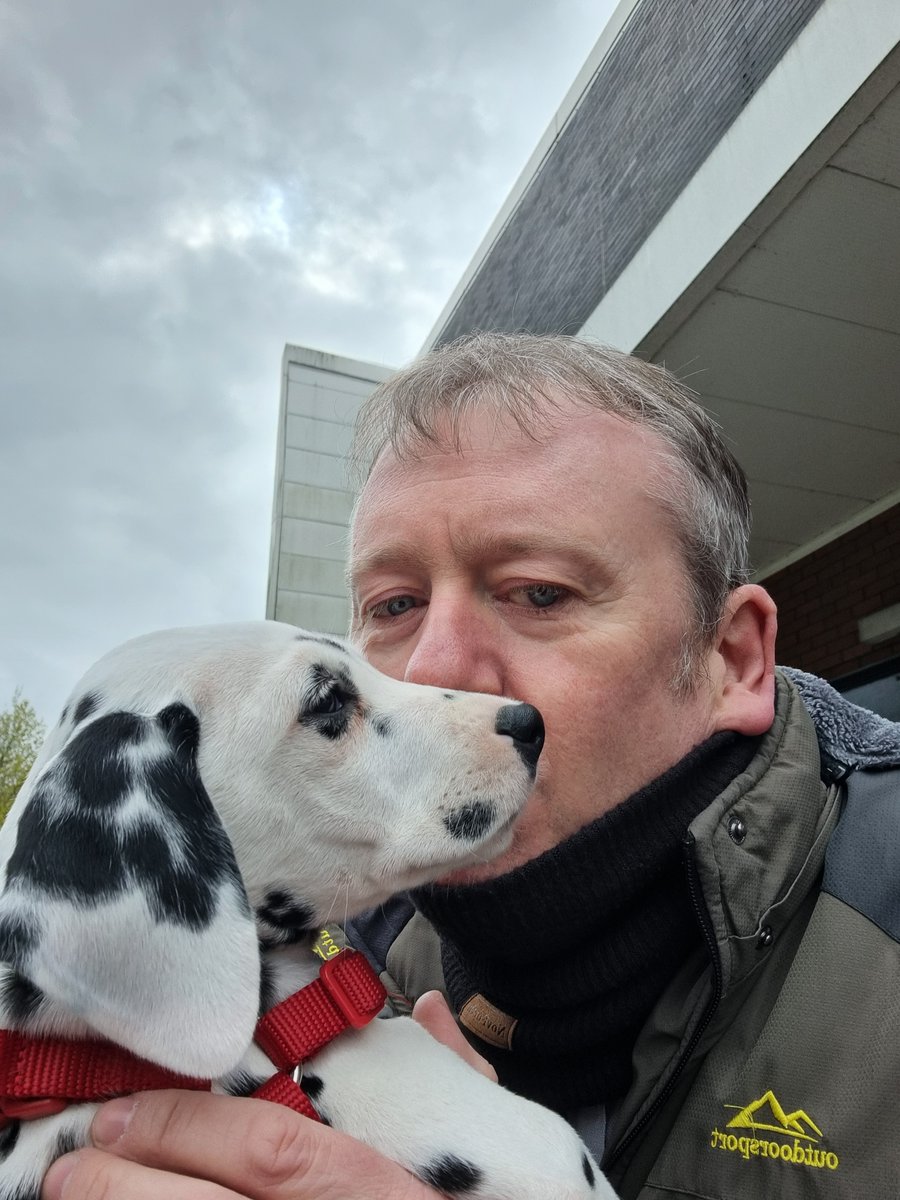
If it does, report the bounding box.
[578,0,900,356]
[577,0,900,580]
[652,75,900,579]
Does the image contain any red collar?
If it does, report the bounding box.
[0,949,386,1127]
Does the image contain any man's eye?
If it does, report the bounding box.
[510,584,565,609]
[370,595,420,618]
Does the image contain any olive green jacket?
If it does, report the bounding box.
[349,672,900,1198]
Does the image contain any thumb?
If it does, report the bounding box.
[412,991,498,1082]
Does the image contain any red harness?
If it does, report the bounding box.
[0,949,386,1128]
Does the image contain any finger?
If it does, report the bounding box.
[77,1089,437,1200]
[43,1146,241,1200]
[412,991,498,1081]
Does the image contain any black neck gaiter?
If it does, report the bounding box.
[412,731,758,1113]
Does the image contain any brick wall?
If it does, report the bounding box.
[435,0,824,344]
[764,503,900,681]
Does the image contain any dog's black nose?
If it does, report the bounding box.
[495,703,544,773]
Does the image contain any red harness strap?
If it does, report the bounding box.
[251,949,387,1121]
[0,1033,209,1126]
[0,949,386,1128]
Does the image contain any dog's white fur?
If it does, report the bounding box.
[0,622,613,1199]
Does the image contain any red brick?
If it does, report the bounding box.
[764,502,900,678]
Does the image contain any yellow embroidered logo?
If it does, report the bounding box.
[709,1090,839,1171]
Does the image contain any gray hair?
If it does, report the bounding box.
[350,332,751,689]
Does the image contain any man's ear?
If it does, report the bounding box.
[709,584,778,736]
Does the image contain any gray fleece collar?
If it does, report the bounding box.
[781,667,900,771]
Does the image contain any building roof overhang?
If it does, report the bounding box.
[424,0,900,579]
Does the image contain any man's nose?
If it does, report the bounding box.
[403,599,504,695]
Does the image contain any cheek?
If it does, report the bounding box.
[357,636,409,682]
[510,667,591,771]
[517,640,649,720]
[529,657,674,770]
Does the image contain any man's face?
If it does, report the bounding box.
[349,403,726,882]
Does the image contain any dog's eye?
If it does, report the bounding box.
[300,665,358,738]
[306,688,344,717]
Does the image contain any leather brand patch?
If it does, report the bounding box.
[459,993,518,1050]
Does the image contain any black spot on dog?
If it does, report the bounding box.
[443,692,456,700]
[0,1117,19,1160]
[296,633,347,653]
[72,692,101,725]
[0,916,37,967]
[258,958,277,1016]
[156,702,201,754]
[260,890,314,928]
[59,705,69,725]
[0,971,45,1023]
[420,1155,483,1194]
[43,711,141,811]
[582,1152,596,1188]
[257,891,315,945]
[5,705,246,933]
[371,715,392,738]
[223,1070,269,1098]
[443,801,494,841]
[301,1072,324,1100]
[52,1127,83,1160]
[9,796,127,900]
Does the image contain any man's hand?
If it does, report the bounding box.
[411,990,497,1081]
[42,1089,441,1199]
[41,993,485,1200]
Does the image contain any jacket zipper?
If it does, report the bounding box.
[605,830,723,1172]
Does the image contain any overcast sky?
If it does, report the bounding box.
[0,0,618,723]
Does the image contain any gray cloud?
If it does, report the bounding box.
[0,0,615,720]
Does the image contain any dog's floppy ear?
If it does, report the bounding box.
[0,703,260,1078]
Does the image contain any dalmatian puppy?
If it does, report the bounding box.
[0,622,613,1200]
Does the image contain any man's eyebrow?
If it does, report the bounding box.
[348,532,609,589]
[347,543,430,589]
[455,531,610,586]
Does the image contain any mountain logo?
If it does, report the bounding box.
[724,1090,823,1141]
[709,1090,839,1171]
